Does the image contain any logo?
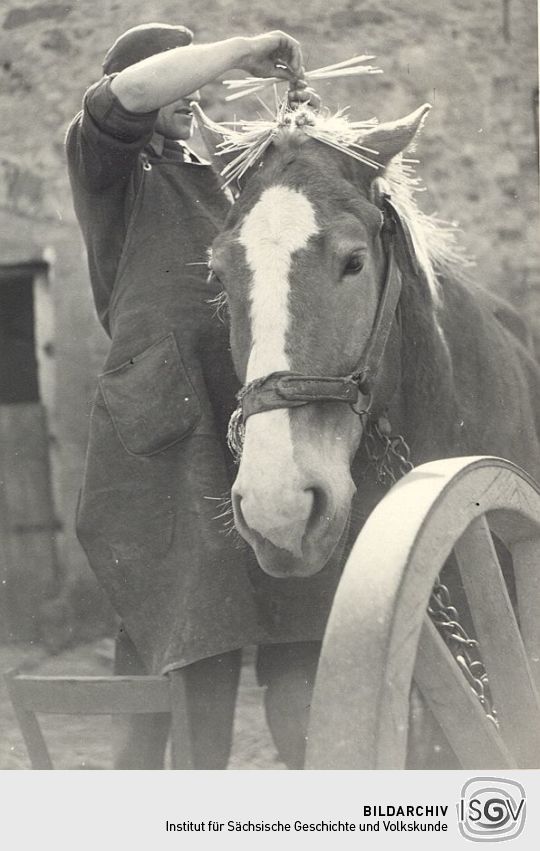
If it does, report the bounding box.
[458,777,526,842]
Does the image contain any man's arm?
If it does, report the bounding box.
[65,77,159,192]
[111,31,302,112]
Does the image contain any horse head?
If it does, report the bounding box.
[203,101,432,578]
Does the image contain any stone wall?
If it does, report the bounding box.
[0,0,538,637]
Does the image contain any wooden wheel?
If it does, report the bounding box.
[305,456,540,769]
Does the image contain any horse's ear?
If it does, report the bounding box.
[359,103,431,166]
[191,102,238,176]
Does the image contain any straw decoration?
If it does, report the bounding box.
[195,96,385,188]
[222,53,382,102]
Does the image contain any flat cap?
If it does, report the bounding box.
[102,22,193,74]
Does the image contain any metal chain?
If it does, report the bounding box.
[428,580,498,727]
[364,416,499,728]
[363,416,414,483]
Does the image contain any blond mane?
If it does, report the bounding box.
[202,101,473,298]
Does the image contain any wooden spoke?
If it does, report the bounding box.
[414,617,516,769]
[305,457,540,769]
[453,517,540,766]
[512,538,540,691]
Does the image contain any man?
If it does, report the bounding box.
[66,23,327,769]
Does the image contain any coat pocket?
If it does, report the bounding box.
[99,333,201,456]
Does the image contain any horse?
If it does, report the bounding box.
[197,100,540,571]
[195,97,540,766]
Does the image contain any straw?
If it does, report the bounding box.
[222,53,382,102]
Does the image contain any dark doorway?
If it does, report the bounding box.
[0,272,39,403]
[0,259,56,643]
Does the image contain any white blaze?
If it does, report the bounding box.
[235,187,319,553]
[239,186,318,381]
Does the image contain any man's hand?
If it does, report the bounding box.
[240,31,303,80]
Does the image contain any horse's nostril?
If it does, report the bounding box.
[305,486,330,536]
[231,489,246,533]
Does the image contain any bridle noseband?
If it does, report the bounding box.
[227,197,403,461]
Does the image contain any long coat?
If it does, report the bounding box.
[76,151,339,674]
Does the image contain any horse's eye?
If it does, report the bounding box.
[343,251,365,276]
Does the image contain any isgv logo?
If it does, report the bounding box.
[458,777,526,842]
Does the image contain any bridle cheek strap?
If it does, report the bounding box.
[232,199,402,429]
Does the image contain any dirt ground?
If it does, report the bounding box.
[0,640,284,770]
